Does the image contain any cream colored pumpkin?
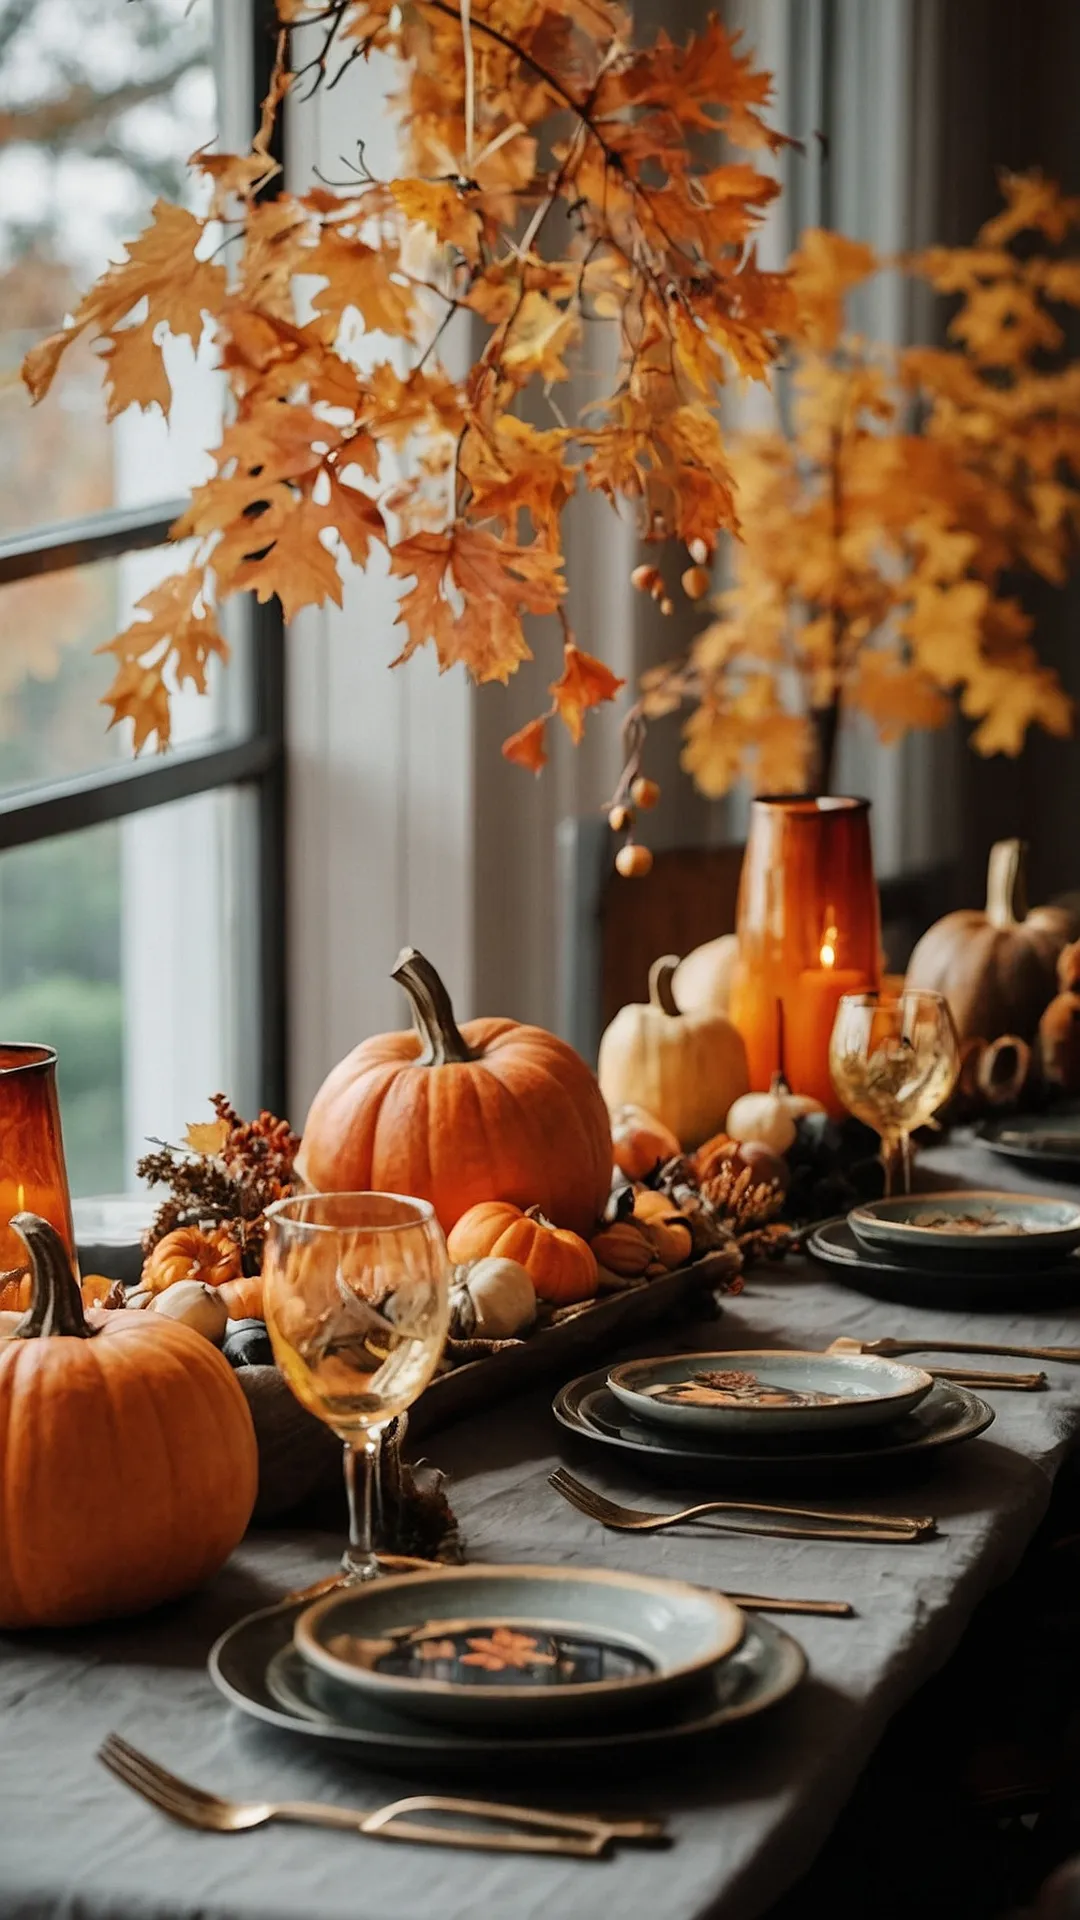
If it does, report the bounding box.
[598,956,749,1149]
[673,934,739,1017]
[726,1075,822,1154]
[150,1280,227,1345]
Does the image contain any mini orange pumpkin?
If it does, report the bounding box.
[142,1227,241,1295]
[216,1272,264,1320]
[610,1104,681,1180]
[447,1202,598,1305]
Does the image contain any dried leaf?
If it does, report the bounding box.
[549,643,624,743]
[501,716,549,772]
[184,1118,231,1156]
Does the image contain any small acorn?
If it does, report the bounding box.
[681,564,711,600]
[616,843,653,878]
[630,776,660,810]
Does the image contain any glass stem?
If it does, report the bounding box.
[342,1433,381,1583]
[880,1132,904,1199]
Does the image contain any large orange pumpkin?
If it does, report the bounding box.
[0,1213,258,1630]
[447,1202,599,1305]
[298,948,612,1236]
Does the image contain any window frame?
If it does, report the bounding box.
[0,0,287,1114]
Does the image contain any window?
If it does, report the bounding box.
[0,0,284,1196]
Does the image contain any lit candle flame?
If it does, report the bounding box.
[819,924,838,970]
[15,1182,24,1210]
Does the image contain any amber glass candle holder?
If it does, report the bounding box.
[0,1045,76,1276]
[729,796,881,1118]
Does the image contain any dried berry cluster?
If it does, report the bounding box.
[139,1095,300,1275]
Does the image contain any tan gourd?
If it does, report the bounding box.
[673,934,739,1016]
[457,1258,536,1338]
[598,956,749,1150]
[905,839,1077,1042]
[149,1280,228,1345]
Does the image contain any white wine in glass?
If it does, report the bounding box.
[828,990,960,1196]
[262,1191,451,1581]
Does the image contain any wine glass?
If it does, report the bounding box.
[828,990,960,1196]
[262,1192,451,1583]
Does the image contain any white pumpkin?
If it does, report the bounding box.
[598,955,749,1149]
[673,934,739,1017]
[726,1075,822,1154]
[462,1257,536,1339]
[150,1279,227,1345]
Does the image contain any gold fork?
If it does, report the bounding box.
[549,1466,935,1543]
[831,1335,1080,1366]
[98,1734,665,1858]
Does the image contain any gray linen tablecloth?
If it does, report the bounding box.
[5,1136,1080,1920]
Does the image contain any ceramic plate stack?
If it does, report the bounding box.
[808,1190,1080,1308]
[978,1109,1080,1176]
[209,1564,806,1774]
[554,1349,993,1481]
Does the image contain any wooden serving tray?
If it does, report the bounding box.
[236,1250,732,1521]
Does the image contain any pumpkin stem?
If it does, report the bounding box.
[649,955,681,1017]
[11,1213,93,1341]
[767,1070,792,1098]
[391,948,475,1065]
[985,839,1028,929]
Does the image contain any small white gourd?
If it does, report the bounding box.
[726,1075,822,1155]
[462,1257,536,1339]
[149,1279,227,1345]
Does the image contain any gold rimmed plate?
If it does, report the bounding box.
[294,1565,744,1732]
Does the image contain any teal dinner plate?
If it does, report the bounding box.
[209,1598,805,1774]
[848,1191,1080,1271]
[808,1216,1080,1308]
[554,1368,993,1480]
[293,1565,744,1731]
[978,1109,1080,1174]
[608,1350,932,1438]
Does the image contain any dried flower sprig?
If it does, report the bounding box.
[139,1094,300,1274]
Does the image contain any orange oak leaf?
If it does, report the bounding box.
[22,201,226,414]
[99,320,172,421]
[501,291,580,384]
[501,716,549,773]
[97,569,228,753]
[389,179,483,262]
[390,529,564,684]
[788,230,878,350]
[549,643,625,743]
[308,230,415,338]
